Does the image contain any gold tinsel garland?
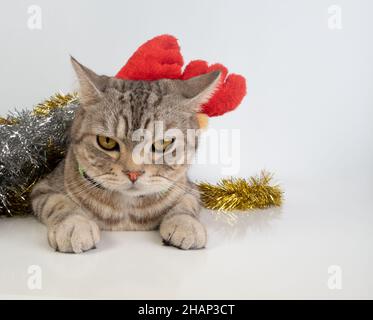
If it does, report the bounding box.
[0,92,283,214]
[32,92,78,116]
[198,172,282,211]
[0,92,78,125]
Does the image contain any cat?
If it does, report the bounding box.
[30,57,221,253]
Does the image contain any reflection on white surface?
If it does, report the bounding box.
[201,208,283,248]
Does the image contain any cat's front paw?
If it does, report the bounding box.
[160,214,207,250]
[47,215,100,253]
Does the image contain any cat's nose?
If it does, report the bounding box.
[125,171,144,183]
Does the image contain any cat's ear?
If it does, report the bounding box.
[177,71,221,111]
[70,56,107,106]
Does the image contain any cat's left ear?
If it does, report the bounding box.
[70,56,108,106]
[176,70,221,112]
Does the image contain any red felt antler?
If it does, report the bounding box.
[116,35,183,80]
[116,35,246,117]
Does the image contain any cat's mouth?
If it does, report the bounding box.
[125,183,141,191]
[121,179,173,197]
[78,164,172,196]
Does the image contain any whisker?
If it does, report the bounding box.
[64,172,110,189]
[152,174,214,206]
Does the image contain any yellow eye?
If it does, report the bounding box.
[152,138,175,153]
[97,135,119,151]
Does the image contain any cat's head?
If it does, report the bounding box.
[69,57,220,196]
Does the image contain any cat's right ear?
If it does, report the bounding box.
[70,56,107,106]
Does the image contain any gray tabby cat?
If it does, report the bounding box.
[30,57,221,253]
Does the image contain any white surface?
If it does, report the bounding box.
[1,178,373,299]
[1,0,373,299]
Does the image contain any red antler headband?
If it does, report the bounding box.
[115,34,247,117]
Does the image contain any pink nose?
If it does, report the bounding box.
[126,171,143,182]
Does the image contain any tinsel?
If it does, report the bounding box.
[0,93,283,217]
[32,92,78,116]
[0,93,78,216]
[198,172,283,211]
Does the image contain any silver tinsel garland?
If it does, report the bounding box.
[0,96,78,216]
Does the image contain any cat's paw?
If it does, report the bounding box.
[47,215,100,253]
[160,214,207,250]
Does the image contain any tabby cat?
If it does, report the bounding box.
[30,57,220,253]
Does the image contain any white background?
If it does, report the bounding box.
[0,0,372,299]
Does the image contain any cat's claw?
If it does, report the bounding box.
[160,214,207,250]
[47,215,100,253]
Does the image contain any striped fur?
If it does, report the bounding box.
[31,58,220,253]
